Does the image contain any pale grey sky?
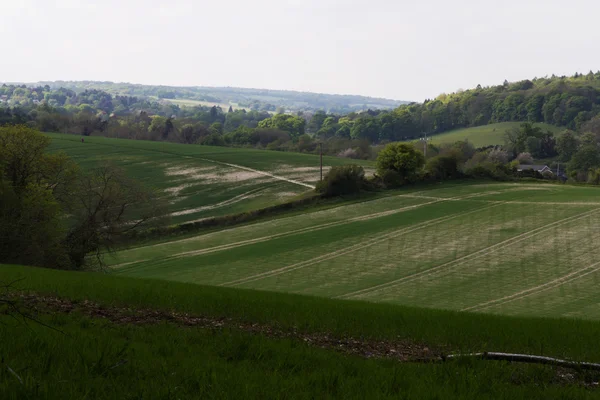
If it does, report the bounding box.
[1,0,598,101]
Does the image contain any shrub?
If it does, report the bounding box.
[516,152,534,164]
[424,153,462,181]
[487,148,509,164]
[316,164,366,197]
[462,151,514,180]
[337,148,360,159]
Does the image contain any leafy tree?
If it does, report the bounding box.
[556,131,579,161]
[376,143,425,186]
[424,153,461,180]
[316,164,366,197]
[516,152,534,164]
[209,122,223,135]
[568,145,600,179]
[0,126,78,267]
[0,126,168,270]
[307,110,327,133]
[258,114,305,138]
[62,165,168,269]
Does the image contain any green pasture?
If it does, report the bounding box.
[107,182,600,319]
[2,264,600,398]
[424,122,562,147]
[46,133,373,224]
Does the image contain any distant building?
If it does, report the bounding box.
[517,164,552,174]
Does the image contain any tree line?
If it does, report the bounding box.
[4,72,600,162]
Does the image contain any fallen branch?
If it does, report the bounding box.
[444,352,600,371]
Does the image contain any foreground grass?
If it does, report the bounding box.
[3,265,600,361]
[3,314,597,399]
[2,265,600,398]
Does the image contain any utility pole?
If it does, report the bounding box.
[420,132,429,158]
[319,142,323,181]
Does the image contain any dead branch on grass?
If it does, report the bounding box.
[444,352,600,371]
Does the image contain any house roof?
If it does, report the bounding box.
[517,164,550,171]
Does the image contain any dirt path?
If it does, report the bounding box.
[14,293,439,363]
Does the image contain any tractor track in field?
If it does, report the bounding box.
[174,200,442,259]
[111,186,558,271]
[113,200,445,270]
[222,201,507,287]
[111,186,548,266]
[338,208,600,300]
[169,188,265,217]
[462,260,600,312]
[10,293,441,363]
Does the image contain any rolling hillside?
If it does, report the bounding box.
[425,122,562,147]
[47,133,374,224]
[106,181,600,320]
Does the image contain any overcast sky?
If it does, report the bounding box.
[1,0,599,101]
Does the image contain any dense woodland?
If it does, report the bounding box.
[4,72,600,142]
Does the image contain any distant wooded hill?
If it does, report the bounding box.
[30,81,409,113]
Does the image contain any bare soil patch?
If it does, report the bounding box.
[13,293,440,363]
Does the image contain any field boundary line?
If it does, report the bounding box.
[462,261,600,312]
[221,201,507,287]
[337,208,600,299]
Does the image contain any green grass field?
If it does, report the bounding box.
[425,122,562,147]
[102,181,600,320]
[2,265,600,398]
[161,97,251,111]
[47,133,373,224]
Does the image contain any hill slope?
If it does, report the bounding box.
[47,133,374,224]
[425,122,562,147]
[107,181,600,320]
[34,80,409,112]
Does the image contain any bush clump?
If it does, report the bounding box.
[316,164,366,197]
[375,143,425,187]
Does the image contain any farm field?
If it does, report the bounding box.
[109,181,600,319]
[424,122,562,147]
[158,97,251,111]
[47,133,374,224]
